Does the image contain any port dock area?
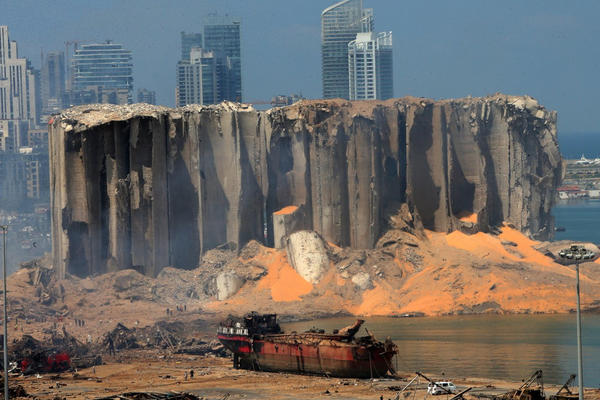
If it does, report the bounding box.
[11,351,600,400]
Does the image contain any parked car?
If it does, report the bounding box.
[427,381,457,395]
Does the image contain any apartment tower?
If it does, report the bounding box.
[176,48,218,106]
[348,31,393,100]
[0,26,38,122]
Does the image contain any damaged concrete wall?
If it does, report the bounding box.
[49,95,561,279]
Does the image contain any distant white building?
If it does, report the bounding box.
[0,26,38,123]
[348,31,393,100]
[588,189,600,199]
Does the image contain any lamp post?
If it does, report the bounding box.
[1,225,7,400]
[558,244,597,400]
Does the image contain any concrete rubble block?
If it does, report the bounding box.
[351,271,372,290]
[272,205,306,249]
[285,230,330,284]
[215,271,244,301]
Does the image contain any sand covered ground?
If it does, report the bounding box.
[11,351,600,400]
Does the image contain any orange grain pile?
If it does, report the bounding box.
[353,283,401,316]
[274,205,299,215]
[446,231,513,260]
[498,226,555,266]
[459,212,478,223]
[255,249,312,302]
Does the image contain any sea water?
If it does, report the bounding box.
[283,314,600,386]
[553,198,600,244]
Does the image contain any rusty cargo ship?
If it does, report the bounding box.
[217,313,397,378]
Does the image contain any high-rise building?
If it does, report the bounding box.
[321,0,373,99]
[0,26,39,123]
[181,31,203,62]
[348,31,393,100]
[203,14,242,102]
[41,51,66,118]
[0,119,29,152]
[137,88,156,105]
[176,48,217,106]
[71,41,133,104]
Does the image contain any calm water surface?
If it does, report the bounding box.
[553,199,600,244]
[283,314,600,386]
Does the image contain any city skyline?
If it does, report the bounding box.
[2,0,600,133]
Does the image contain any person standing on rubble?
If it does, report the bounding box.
[107,336,115,356]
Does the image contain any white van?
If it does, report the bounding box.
[427,381,457,395]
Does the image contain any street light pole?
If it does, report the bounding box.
[1,225,7,400]
[575,261,583,400]
[558,244,596,400]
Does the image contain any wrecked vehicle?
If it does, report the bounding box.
[10,329,98,374]
[217,312,397,378]
[20,352,71,374]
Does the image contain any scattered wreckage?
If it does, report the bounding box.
[217,313,397,378]
[474,370,579,400]
[95,392,202,400]
[8,319,224,375]
[10,327,99,374]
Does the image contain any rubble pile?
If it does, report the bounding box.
[101,321,226,356]
[10,327,98,374]
[96,392,202,400]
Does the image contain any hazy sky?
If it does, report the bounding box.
[3,0,600,133]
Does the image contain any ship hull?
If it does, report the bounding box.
[218,334,394,378]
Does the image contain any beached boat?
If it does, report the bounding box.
[217,313,397,378]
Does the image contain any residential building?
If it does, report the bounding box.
[71,41,133,104]
[348,31,393,100]
[0,119,29,152]
[181,31,203,61]
[0,26,46,212]
[0,149,48,210]
[321,0,373,99]
[176,48,217,106]
[41,51,65,119]
[62,87,98,108]
[203,14,242,102]
[0,26,39,123]
[137,88,156,105]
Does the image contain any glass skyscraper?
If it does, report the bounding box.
[71,42,133,104]
[41,51,65,118]
[321,0,373,99]
[203,14,242,102]
[180,31,203,62]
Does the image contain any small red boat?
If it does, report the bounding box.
[217,313,397,378]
